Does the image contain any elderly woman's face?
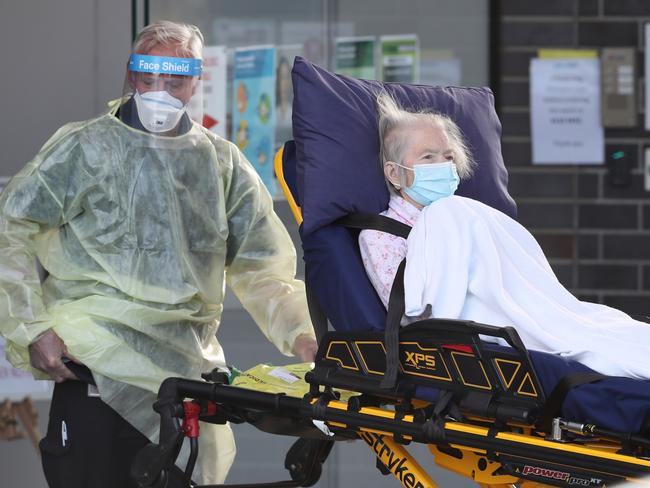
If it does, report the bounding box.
[397,122,454,187]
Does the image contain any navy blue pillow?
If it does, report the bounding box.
[291,56,516,235]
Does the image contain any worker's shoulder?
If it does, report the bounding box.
[33,114,112,161]
[196,125,240,154]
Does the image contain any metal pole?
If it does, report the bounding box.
[489,0,501,114]
[131,0,138,42]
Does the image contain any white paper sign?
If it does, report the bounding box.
[268,367,300,384]
[530,58,604,164]
[202,46,228,138]
[0,338,52,401]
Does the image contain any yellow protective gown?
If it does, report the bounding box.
[0,105,314,483]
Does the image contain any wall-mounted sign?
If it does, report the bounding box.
[335,36,376,79]
[379,34,419,83]
[232,46,276,196]
[202,45,228,138]
[601,48,636,128]
[530,58,604,164]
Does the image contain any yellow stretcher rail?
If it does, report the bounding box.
[274,145,303,225]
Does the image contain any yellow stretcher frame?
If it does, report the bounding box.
[273,146,650,488]
[318,396,650,487]
[274,145,303,225]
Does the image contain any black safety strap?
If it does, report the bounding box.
[536,372,608,432]
[305,270,329,344]
[336,213,412,239]
[381,259,406,389]
[336,213,412,389]
[305,214,411,345]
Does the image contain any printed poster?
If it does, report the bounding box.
[0,338,52,401]
[335,36,376,79]
[201,46,227,138]
[530,58,604,164]
[233,46,276,196]
[275,44,302,149]
[380,34,419,83]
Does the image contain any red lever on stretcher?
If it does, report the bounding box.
[182,401,218,438]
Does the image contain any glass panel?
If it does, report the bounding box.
[148,0,489,196]
[148,0,489,131]
[334,0,489,86]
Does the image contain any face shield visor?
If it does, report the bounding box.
[120,53,203,135]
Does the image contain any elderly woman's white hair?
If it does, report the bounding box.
[133,20,204,58]
[377,93,475,181]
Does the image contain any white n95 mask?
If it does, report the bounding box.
[134,90,186,133]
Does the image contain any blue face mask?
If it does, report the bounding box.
[394,161,460,207]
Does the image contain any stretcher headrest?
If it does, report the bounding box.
[291,56,516,236]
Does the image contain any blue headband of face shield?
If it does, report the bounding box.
[393,161,460,207]
[128,54,203,76]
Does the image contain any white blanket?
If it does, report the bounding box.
[404,195,650,379]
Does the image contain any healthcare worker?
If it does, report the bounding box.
[0,21,317,488]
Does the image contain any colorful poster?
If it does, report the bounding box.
[0,338,52,401]
[530,58,604,164]
[275,44,302,150]
[335,36,376,79]
[233,46,276,196]
[201,46,227,138]
[380,34,419,83]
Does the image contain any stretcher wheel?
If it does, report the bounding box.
[131,443,170,488]
[284,438,333,487]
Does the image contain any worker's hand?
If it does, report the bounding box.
[292,334,319,363]
[28,329,78,383]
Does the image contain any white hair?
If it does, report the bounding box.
[377,93,475,180]
[133,20,204,58]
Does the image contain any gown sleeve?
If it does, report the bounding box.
[223,142,314,355]
[0,125,83,371]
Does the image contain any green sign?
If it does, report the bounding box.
[380,35,419,83]
[335,36,376,80]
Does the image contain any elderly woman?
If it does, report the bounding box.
[359,94,650,381]
[359,94,475,308]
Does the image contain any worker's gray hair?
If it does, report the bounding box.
[133,20,204,59]
[377,92,475,179]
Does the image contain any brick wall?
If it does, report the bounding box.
[498,0,650,314]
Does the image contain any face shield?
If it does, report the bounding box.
[120,53,203,134]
